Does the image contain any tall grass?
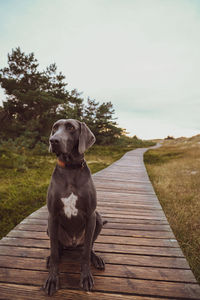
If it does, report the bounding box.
[144,138,200,284]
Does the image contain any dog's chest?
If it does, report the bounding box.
[61,193,78,218]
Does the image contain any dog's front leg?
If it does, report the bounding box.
[43,215,60,296]
[80,211,96,291]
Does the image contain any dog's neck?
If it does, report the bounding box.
[57,152,85,169]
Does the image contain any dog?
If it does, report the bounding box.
[43,119,106,296]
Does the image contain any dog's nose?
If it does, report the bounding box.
[50,137,60,145]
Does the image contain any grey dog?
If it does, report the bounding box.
[43,119,106,296]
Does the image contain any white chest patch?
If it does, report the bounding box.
[61,193,78,218]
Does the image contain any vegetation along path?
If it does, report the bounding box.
[0,146,200,299]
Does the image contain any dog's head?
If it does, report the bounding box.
[49,119,96,156]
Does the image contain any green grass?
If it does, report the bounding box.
[0,155,54,239]
[144,139,200,284]
[0,140,155,239]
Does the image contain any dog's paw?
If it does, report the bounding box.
[91,251,105,270]
[80,269,94,291]
[43,273,59,296]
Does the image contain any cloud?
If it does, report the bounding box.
[0,0,200,138]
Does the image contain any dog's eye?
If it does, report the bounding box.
[52,125,58,133]
[66,124,74,131]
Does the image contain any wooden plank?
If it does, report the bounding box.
[4,230,179,247]
[27,211,167,221]
[0,268,199,299]
[0,237,50,248]
[98,252,190,269]
[93,178,153,186]
[96,187,156,196]
[94,242,184,257]
[14,224,174,239]
[96,190,158,200]
[0,283,169,300]
[21,218,48,225]
[99,211,166,219]
[97,198,160,206]
[36,201,162,211]
[98,196,159,202]
[101,213,166,220]
[0,253,185,281]
[98,180,153,186]
[98,217,169,225]
[0,254,195,282]
[23,216,169,225]
[0,242,184,258]
[39,205,165,215]
[101,229,175,239]
[0,248,190,269]
[104,222,171,231]
[95,176,151,183]
[97,170,150,176]
[97,203,163,210]
[15,221,172,232]
[1,234,179,248]
[95,186,156,195]
[15,223,48,232]
[98,207,165,216]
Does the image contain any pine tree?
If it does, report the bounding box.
[0,47,124,147]
[0,48,70,144]
[83,98,99,133]
[58,89,84,121]
[95,101,123,144]
[84,99,123,144]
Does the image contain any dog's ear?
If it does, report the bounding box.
[78,122,96,154]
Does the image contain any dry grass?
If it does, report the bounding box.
[144,136,200,284]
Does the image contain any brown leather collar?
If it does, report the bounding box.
[57,159,86,169]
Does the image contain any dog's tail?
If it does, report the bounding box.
[103,220,108,226]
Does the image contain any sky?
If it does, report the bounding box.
[0,0,200,139]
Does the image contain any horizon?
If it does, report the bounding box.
[0,0,200,140]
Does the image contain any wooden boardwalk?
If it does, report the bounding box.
[0,147,200,299]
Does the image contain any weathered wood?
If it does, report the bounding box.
[27,210,167,220]
[39,205,165,215]
[0,268,200,299]
[0,254,195,282]
[0,248,189,269]
[99,208,166,217]
[0,242,184,257]
[97,202,163,210]
[100,228,175,239]
[96,190,159,200]
[0,146,199,299]
[0,283,168,300]
[16,221,172,232]
[14,223,174,238]
[23,216,169,225]
[4,232,179,248]
[95,187,156,196]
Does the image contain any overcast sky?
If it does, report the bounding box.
[0,0,200,139]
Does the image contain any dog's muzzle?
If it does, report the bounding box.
[50,137,61,154]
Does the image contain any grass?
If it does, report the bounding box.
[0,139,155,239]
[144,136,200,284]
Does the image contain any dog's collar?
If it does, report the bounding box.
[57,159,86,169]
